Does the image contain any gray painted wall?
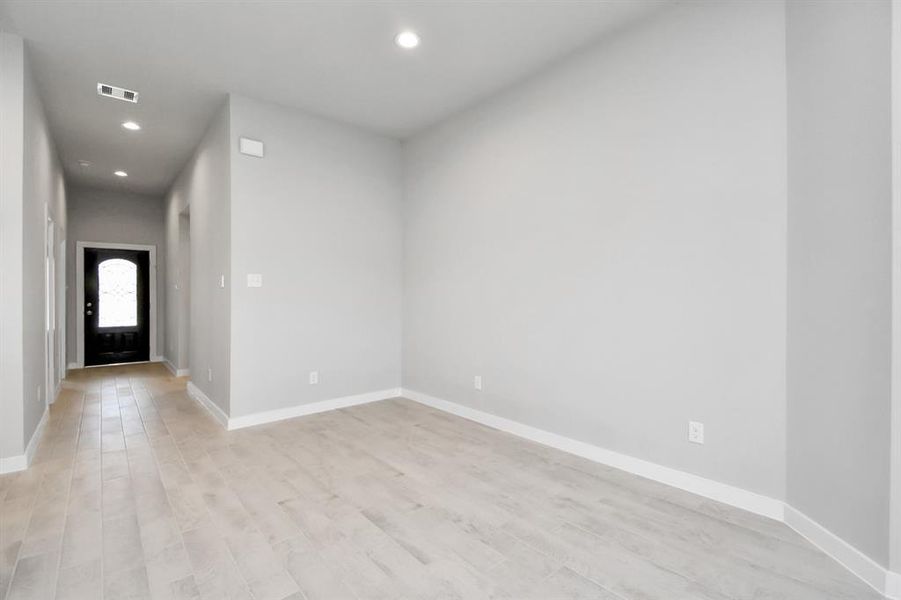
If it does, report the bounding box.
[228,94,403,418]
[785,0,892,567]
[0,32,67,459]
[23,44,66,449]
[402,0,788,498]
[66,186,165,363]
[1,32,27,459]
[164,101,231,413]
[0,33,66,457]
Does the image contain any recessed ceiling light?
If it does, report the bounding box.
[114,170,128,177]
[395,31,420,49]
[77,160,91,167]
[122,121,141,131]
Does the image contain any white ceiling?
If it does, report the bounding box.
[0,1,670,196]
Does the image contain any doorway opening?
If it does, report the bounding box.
[177,209,191,375]
[44,215,56,405]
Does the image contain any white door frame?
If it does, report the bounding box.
[75,241,157,369]
[58,237,66,382]
[891,0,901,579]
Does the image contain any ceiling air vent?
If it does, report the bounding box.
[96,82,139,103]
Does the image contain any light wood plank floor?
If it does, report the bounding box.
[0,363,883,600]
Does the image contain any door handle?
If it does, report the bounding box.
[86,310,93,316]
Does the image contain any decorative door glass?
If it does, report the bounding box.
[98,258,137,327]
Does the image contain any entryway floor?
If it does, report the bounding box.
[0,364,882,599]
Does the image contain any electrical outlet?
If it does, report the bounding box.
[207,367,213,382]
[474,375,482,391]
[688,421,704,444]
[37,385,42,404]
[309,371,319,385]
[219,275,225,288]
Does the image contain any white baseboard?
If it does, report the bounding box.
[0,454,27,474]
[183,382,401,431]
[784,505,898,599]
[227,388,402,431]
[151,355,165,363]
[0,407,48,474]
[67,362,79,370]
[185,381,229,428]
[176,379,899,596]
[162,358,190,378]
[400,388,901,598]
[887,570,901,599]
[402,388,783,520]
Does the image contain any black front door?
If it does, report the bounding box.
[84,247,150,366]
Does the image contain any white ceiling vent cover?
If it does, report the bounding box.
[96,83,139,103]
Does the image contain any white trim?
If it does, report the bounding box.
[186,381,228,428]
[67,362,78,371]
[399,388,901,596]
[891,0,901,577]
[784,505,896,598]
[44,212,56,413]
[182,384,402,432]
[887,570,901,599]
[0,407,48,474]
[227,388,402,431]
[176,379,901,594]
[162,358,189,377]
[402,388,783,520]
[0,454,27,474]
[75,241,158,369]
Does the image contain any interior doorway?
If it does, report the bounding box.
[177,210,191,374]
[44,216,56,405]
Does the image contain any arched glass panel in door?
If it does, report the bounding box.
[98,258,138,327]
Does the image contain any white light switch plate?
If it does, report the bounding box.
[474,375,482,391]
[247,273,262,288]
[239,137,264,157]
[309,371,319,385]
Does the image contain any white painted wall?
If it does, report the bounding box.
[66,186,165,363]
[228,94,403,418]
[164,101,231,412]
[1,32,67,461]
[402,0,788,498]
[786,0,893,568]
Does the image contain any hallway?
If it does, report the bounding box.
[0,365,882,600]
